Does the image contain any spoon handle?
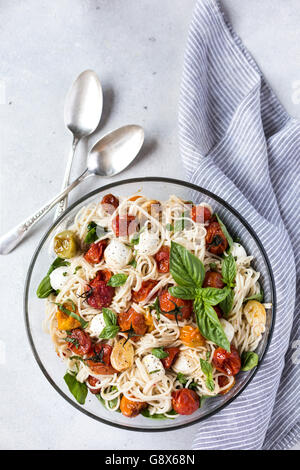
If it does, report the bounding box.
[54,136,79,221]
[0,170,90,255]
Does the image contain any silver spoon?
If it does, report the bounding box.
[0,125,144,254]
[54,70,103,220]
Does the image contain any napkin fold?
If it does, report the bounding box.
[179,0,299,450]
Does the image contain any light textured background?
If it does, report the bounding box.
[0,0,299,450]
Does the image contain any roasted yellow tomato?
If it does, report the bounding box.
[54,230,78,259]
[56,302,81,330]
[144,309,155,332]
[179,325,206,348]
[110,338,134,372]
[243,300,266,337]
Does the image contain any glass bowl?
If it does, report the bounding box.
[24,177,276,431]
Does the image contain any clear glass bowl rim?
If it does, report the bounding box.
[24,176,276,432]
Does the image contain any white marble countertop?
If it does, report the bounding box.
[0,0,299,450]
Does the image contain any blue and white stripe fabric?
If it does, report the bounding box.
[179,0,299,450]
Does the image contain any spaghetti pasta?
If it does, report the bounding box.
[40,193,267,418]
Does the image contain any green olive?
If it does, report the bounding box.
[54,230,78,258]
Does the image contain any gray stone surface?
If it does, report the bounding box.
[0,0,299,450]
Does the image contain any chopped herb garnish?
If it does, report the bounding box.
[54,302,88,329]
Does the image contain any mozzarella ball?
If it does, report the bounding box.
[136,231,161,256]
[231,242,247,258]
[88,314,106,337]
[142,354,165,380]
[172,351,198,375]
[104,239,132,268]
[220,318,235,343]
[49,266,70,291]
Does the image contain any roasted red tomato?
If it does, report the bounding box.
[86,343,117,375]
[159,290,193,320]
[112,214,137,237]
[161,347,180,369]
[217,375,236,395]
[172,389,199,415]
[203,271,225,289]
[131,280,158,303]
[155,246,170,273]
[120,396,147,418]
[86,272,115,309]
[118,307,147,338]
[213,306,223,318]
[205,221,228,255]
[87,375,101,394]
[101,193,119,214]
[191,206,211,224]
[100,269,113,283]
[213,346,241,376]
[84,240,107,264]
[67,328,93,356]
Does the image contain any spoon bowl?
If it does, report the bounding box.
[64,70,103,139]
[87,125,144,176]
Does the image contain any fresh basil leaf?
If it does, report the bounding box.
[194,298,230,351]
[129,258,137,268]
[221,254,236,287]
[200,358,215,392]
[241,351,259,371]
[170,242,205,288]
[37,258,70,298]
[36,275,54,298]
[175,373,198,390]
[220,289,234,318]
[99,325,120,339]
[200,286,231,306]
[244,288,264,303]
[47,257,70,275]
[174,211,190,232]
[84,221,107,244]
[107,273,128,287]
[141,409,177,419]
[64,372,88,405]
[151,347,169,359]
[96,391,120,411]
[166,223,174,231]
[55,303,88,329]
[215,214,233,249]
[176,372,188,385]
[129,227,144,246]
[102,308,117,326]
[168,285,196,300]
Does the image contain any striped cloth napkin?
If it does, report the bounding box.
[179,0,299,450]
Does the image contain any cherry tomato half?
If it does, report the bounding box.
[172,389,199,415]
[159,290,193,320]
[212,345,241,376]
[161,347,180,369]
